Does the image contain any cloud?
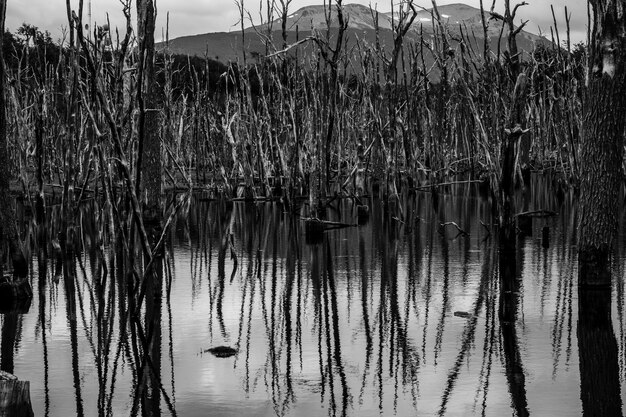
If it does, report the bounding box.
[5,0,588,43]
[513,0,588,44]
[6,1,68,36]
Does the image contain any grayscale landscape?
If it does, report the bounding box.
[0,0,624,416]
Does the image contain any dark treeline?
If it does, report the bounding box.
[2,24,229,101]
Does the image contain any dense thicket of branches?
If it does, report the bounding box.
[2,19,586,206]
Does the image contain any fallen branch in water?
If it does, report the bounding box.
[515,209,557,218]
[300,218,358,228]
[480,220,493,235]
[439,221,469,237]
[413,179,483,191]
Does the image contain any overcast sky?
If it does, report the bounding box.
[7,0,588,44]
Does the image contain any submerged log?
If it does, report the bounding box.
[439,222,468,237]
[303,218,357,245]
[515,209,557,218]
[0,380,33,417]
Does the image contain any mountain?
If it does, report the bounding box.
[251,3,393,31]
[161,3,548,64]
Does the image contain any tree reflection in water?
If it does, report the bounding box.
[578,287,622,416]
[3,182,626,416]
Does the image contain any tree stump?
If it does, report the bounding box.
[0,380,33,417]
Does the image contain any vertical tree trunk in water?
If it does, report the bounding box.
[137,0,161,224]
[577,289,622,416]
[0,0,9,235]
[497,53,529,416]
[0,0,22,275]
[577,2,625,415]
[499,73,528,248]
[137,3,163,414]
[578,1,626,286]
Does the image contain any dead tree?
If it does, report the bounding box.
[137,0,162,226]
[499,73,529,246]
[0,0,10,232]
[0,0,24,277]
[578,0,626,286]
[490,0,528,78]
[136,4,164,413]
[308,0,348,216]
[278,0,293,50]
[384,1,418,202]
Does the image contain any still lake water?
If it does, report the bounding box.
[3,178,626,416]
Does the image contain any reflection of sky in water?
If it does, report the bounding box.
[4,183,626,416]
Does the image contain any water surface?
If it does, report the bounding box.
[3,179,626,416]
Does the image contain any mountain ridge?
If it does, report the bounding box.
[160,3,548,63]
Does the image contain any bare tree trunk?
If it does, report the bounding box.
[137,0,161,225]
[576,4,626,414]
[0,0,22,276]
[279,0,292,50]
[578,0,626,286]
[499,73,528,247]
[136,4,163,414]
[490,1,528,79]
[0,0,9,228]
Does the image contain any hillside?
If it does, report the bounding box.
[160,3,548,63]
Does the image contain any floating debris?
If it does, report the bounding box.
[205,346,238,358]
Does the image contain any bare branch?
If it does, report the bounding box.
[490,12,505,21]
[511,1,528,19]
[265,36,317,57]
[512,20,528,37]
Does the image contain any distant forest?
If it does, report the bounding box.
[3,23,230,98]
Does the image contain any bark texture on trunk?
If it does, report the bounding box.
[0,0,21,274]
[0,0,8,208]
[137,0,161,223]
[578,1,625,412]
[578,0,626,286]
[136,6,163,412]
